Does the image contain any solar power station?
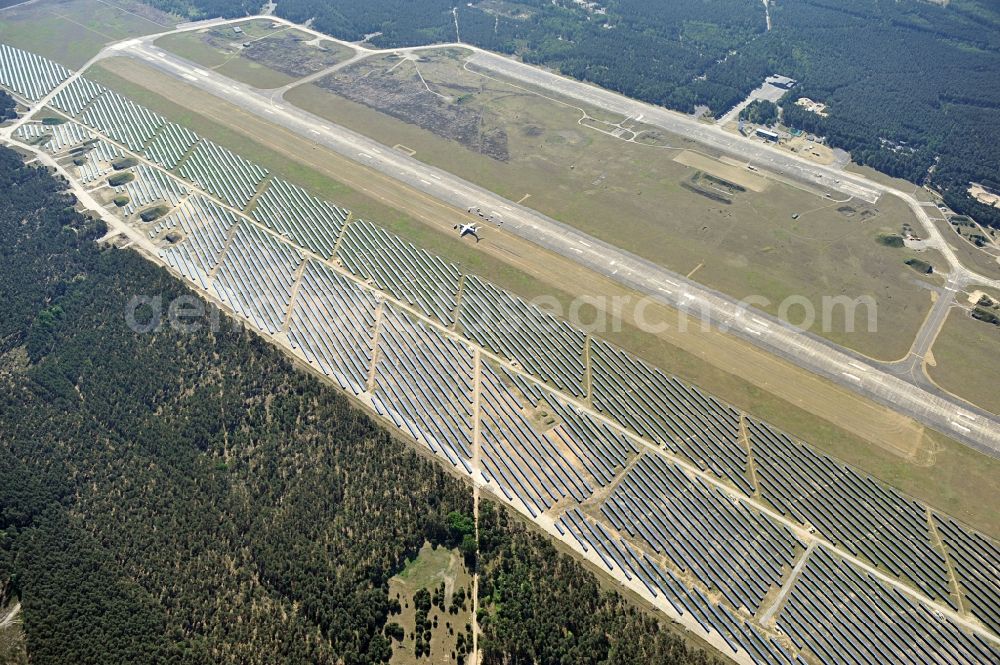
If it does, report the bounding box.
[3,43,999,665]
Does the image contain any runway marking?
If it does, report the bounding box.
[842,372,861,383]
[950,421,971,434]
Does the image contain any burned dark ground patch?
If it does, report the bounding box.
[316,62,509,161]
[241,34,349,77]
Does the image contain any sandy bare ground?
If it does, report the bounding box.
[673,149,770,192]
[969,184,1000,210]
[0,602,21,630]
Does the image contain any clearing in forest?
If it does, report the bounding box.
[388,543,475,665]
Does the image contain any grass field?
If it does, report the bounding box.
[0,0,174,67]
[927,302,1000,416]
[284,48,933,361]
[155,20,354,90]
[848,165,1000,282]
[388,543,473,665]
[845,163,926,195]
[936,216,1000,281]
[81,58,1000,538]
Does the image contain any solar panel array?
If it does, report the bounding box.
[159,196,241,289]
[602,454,802,612]
[79,140,124,184]
[80,90,166,152]
[337,219,461,324]
[934,515,1000,636]
[177,139,268,209]
[13,121,95,153]
[503,366,547,406]
[479,363,592,517]
[747,418,954,605]
[778,547,999,665]
[90,139,124,163]
[556,508,804,665]
[211,221,302,334]
[590,339,753,493]
[543,393,639,487]
[142,122,200,169]
[50,76,104,116]
[77,154,112,184]
[118,164,189,216]
[252,178,349,258]
[372,304,475,472]
[459,275,587,396]
[0,43,70,101]
[287,260,379,396]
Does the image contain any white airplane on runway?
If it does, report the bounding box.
[454,223,481,242]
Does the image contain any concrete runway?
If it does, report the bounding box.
[84,23,1000,455]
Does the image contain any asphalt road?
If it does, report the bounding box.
[879,277,959,390]
[104,34,1000,456]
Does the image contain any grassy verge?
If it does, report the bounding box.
[927,307,1000,416]
[0,0,173,67]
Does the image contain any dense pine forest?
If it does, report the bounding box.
[0,91,14,122]
[0,144,469,664]
[138,0,1000,227]
[0,147,718,663]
